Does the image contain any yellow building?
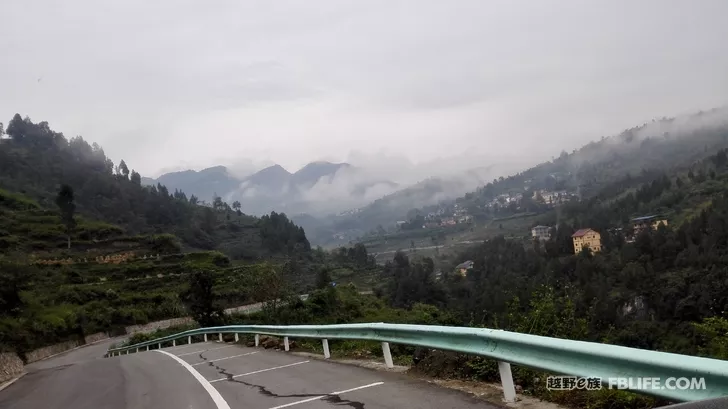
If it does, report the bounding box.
[572,228,602,254]
[631,216,668,234]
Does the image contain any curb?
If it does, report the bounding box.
[0,372,27,393]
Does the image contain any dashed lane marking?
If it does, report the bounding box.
[267,382,385,409]
[156,350,231,409]
[192,351,258,366]
[209,361,310,383]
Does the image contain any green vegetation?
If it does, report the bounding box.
[4,110,728,409]
[0,114,323,359]
[0,114,310,259]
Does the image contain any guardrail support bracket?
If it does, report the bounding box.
[255,334,259,347]
[322,339,330,359]
[498,361,516,403]
[284,336,290,351]
[382,342,394,368]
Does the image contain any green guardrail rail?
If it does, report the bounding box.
[107,323,728,403]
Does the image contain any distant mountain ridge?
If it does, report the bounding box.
[143,161,396,215]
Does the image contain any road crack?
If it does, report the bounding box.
[207,358,368,408]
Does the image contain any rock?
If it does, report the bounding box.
[515,385,523,393]
[260,336,278,349]
[245,341,256,347]
[413,347,428,364]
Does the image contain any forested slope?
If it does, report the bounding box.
[0,114,309,260]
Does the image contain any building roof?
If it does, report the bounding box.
[455,260,474,269]
[631,215,659,222]
[572,228,595,238]
[532,225,550,229]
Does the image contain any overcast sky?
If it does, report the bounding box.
[2,0,728,178]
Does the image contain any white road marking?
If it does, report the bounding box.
[176,345,235,357]
[156,350,231,409]
[209,361,310,383]
[192,351,258,366]
[266,382,384,409]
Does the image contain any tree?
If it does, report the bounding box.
[55,184,76,249]
[232,200,241,215]
[713,149,727,168]
[119,160,130,179]
[315,267,333,289]
[251,264,290,318]
[130,170,141,185]
[212,195,224,211]
[0,260,33,317]
[5,114,25,140]
[180,271,224,327]
[189,195,199,205]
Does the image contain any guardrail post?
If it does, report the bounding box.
[255,334,259,347]
[235,333,239,342]
[146,345,149,351]
[136,347,139,353]
[158,343,161,349]
[322,339,330,359]
[188,336,191,344]
[204,334,208,342]
[497,361,516,403]
[381,342,394,368]
[284,336,290,351]
[173,340,176,347]
[218,333,222,342]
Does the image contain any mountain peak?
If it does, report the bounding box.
[292,161,352,187]
[244,164,292,186]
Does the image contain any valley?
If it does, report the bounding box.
[3,108,728,409]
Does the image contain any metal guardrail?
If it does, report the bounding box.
[106,323,728,403]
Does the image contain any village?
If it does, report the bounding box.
[396,188,579,231]
[530,214,669,254]
[450,215,670,279]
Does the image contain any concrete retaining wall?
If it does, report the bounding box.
[125,317,195,335]
[0,353,24,383]
[25,340,80,363]
[123,301,267,335]
[84,332,109,344]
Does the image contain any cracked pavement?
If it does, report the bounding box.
[0,339,502,409]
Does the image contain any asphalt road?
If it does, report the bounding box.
[0,339,503,409]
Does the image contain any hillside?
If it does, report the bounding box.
[0,187,277,353]
[296,173,503,247]
[0,114,309,261]
[358,108,728,249]
[455,108,728,218]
